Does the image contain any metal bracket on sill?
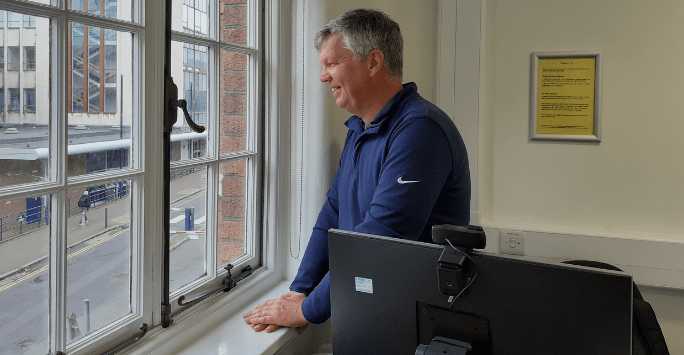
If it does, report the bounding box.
[177,264,253,309]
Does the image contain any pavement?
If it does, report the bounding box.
[0,172,205,280]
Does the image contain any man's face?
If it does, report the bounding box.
[319,34,371,117]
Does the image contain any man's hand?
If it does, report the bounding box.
[243,291,309,333]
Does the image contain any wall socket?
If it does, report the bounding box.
[500,230,525,255]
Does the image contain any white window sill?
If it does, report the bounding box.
[123,276,296,355]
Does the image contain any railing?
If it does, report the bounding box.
[0,206,48,241]
[0,182,129,242]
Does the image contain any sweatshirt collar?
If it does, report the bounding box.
[345,83,418,134]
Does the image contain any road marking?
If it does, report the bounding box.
[195,215,206,224]
[0,229,128,293]
[170,215,185,223]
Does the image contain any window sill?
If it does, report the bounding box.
[123,275,296,355]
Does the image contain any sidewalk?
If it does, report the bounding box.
[0,172,205,279]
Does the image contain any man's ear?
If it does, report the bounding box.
[367,49,385,76]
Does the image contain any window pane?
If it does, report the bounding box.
[217,160,247,266]
[72,25,84,46]
[104,46,116,70]
[0,11,4,27]
[24,89,36,112]
[8,12,22,28]
[8,89,20,111]
[104,88,116,112]
[169,168,208,293]
[66,182,132,344]
[68,25,132,177]
[171,41,208,162]
[88,88,100,111]
[23,15,36,28]
[0,194,50,355]
[219,50,248,154]
[73,70,84,88]
[70,0,130,22]
[72,89,84,112]
[220,1,249,45]
[24,47,36,70]
[8,47,20,70]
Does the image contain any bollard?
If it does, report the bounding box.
[66,315,73,342]
[185,207,194,231]
[105,208,108,228]
[84,299,91,333]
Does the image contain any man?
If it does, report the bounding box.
[244,8,470,332]
[78,190,91,226]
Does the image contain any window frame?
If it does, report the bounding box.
[0,0,286,353]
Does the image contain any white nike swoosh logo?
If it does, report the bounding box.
[397,176,420,184]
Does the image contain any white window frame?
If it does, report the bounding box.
[0,0,288,354]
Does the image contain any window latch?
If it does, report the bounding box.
[164,77,205,134]
[177,264,253,309]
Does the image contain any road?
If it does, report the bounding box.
[0,190,206,355]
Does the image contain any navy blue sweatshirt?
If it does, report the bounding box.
[290,83,471,324]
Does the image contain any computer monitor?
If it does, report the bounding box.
[328,228,633,355]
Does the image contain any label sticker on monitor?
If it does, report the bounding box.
[355,277,373,294]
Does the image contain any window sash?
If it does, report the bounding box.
[0,0,268,353]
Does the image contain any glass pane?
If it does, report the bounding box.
[8,47,20,70]
[66,182,132,344]
[68,25,133,177]
[73,70,84,88]
[88,88,100,111]
[217,159,247,266]
[0,194,50,355]
[8,12,22,28]
[170,41,208,162]
[24,47,36,70]
[72,89,84,112]
[220,0,249,45]
[175,0,208,37]
[169,168,207,293]
[219,50,248,154]
[70,0,131,23]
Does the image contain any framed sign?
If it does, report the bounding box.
[531,51,602,142]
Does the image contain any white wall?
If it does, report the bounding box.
[482,0,684,236]
[474,0,684,351]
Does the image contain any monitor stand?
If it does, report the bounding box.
[415,336,472,355]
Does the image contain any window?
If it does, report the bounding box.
[8,89,20,111]
[24,89,36,112]
[0,1,271,354]
[7,47,20,70]
[68,0,119,114]
[0,11,4,27]
[69,23,119,113]
[24,15,36,28]
[7,12,21,28]
[24,46,36,70]
[0,48,4,70]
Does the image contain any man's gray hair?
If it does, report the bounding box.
[314,9,403,79]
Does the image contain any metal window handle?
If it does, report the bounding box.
[173,99,205,134]
[163,77,205,134]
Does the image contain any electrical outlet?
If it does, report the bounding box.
[500,230,525,255]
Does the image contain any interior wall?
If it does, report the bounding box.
[479,0,684,351]
[482,0,684,236]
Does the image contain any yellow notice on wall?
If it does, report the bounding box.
[537,57,595,135]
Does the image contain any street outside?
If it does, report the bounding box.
[0,173,207,355]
